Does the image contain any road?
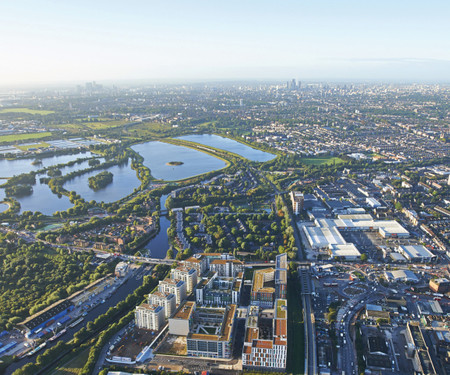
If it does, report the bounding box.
[335,282,391,375]
[298,265,317,375]
[5,266,149,375]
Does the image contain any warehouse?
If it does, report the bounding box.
[397,245,436,263]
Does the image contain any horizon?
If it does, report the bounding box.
[1,0,450,86]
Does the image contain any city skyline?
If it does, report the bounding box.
[1,0,450,85]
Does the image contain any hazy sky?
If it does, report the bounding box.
[1,0,449,85]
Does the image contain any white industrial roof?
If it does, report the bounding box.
[329,243,361,258]
[398,245,435,260]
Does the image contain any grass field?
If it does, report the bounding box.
[287,275,305,374]
[301,156,345,166]
[81,119,130,130]
[0,132,52,143]
[0,108,54,115]
[49,347,90,375]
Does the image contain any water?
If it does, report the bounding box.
[17,182,73,215]
[144,194,171,259]
[0,151,94,177]
[0,183,7,212]
[131,141,227,181]
[177,134,275,162]
[63,162,141,203]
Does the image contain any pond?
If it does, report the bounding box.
[177,134,275,162]
[131,141,227,181]
[63,161,141,203]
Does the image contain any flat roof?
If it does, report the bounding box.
[398,245,434,259]
[252,268,275,293]
[173,301,195,320]
[329,243,361,257]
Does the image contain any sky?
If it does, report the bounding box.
[0,0,449,85]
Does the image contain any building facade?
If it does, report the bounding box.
[135,303,165,331]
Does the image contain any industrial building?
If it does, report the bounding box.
[396,245,436,263]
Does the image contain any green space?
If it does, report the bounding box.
[0,108,55,115]
[287,276,305,374]
[49,347,90,375]
[0,132,52,143]
[81,120,129,130]
[301,156,345,166]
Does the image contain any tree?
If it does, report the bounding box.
[360,253,368,262]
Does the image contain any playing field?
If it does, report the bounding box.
[301,156,345,166]
[0,132,52,143]
[0,108,54,115]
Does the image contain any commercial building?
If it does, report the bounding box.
[171,266,198,293]
[290,191,304,214]
[242,299,288,370]
[148,291,176,319]
[135,303,165,331]
[115,262,128,277]
[429,278,450,293]
[169,301,195,336]
[396,245,436,263]
[158,278,187,305]
[384,270,419,283]
[328,243,361,260]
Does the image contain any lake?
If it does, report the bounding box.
[177,134,275,162]
[63,162,141,203]
[131,141,227,181]
[17,182,73,215]
[0,151,95,177]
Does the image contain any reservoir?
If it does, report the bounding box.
[131,141,227,181]
[177,134,275,162]
[63,162,141,203]
[0,151,95,177]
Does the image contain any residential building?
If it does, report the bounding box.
[135,303,165,331]
[242,299,287,370]
[290,191,304,214]
[171,266,198,293]
[186,304,237,359]
[209,259,244,277]
[158,278,187,305]
[149,291,176,318]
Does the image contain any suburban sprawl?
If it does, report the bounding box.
[0,81,449,375]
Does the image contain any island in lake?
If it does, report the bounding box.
[88,171,113,191]
[166,161,184,166]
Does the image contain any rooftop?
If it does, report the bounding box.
[173,301,195,321]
